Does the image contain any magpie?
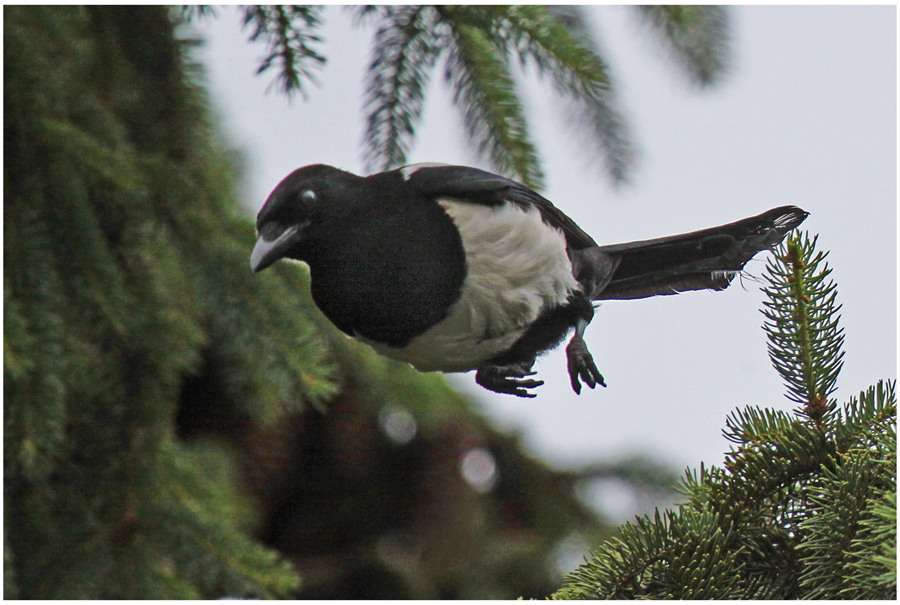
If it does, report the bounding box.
[251,163,807,398]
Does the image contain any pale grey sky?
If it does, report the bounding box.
[193,5,896,473]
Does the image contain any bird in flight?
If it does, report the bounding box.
[251,163,807,398]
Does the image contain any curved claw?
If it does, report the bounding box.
[566,336,606,395]
[476,364,544,398]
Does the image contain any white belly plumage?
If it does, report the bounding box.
[359,199,580,372]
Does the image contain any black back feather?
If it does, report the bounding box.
[403,165,598,250]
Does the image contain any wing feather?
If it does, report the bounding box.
[402,164,597,249]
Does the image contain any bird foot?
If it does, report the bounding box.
[566,335,605,394]
[476,362,544,398]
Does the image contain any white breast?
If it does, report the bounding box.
[361,199,580,372]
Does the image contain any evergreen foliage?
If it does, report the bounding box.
[4,6,327,597]
[200,5,731,190]
[637,5,730,86]
[357,4,627,190]
[242,5,327,98]
[357,5,728,188]
[554,233,896,599]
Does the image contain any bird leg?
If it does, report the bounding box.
[566,319,605,394]
[476,360,544,398]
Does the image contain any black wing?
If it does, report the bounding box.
[401,164,597,250]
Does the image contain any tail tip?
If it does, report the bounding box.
[772,205,809,232]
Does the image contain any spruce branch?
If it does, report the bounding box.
[362,6,439,172]
[761,232,845,425]
[188,6,736,189]
[636,6,730,87]
[241,5,326,99]
[499,5,634,184]
[557,232,895,600]
[441,9,544,189]
[847,489,897,597]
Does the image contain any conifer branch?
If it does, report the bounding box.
[499,5,634,184]
[836,380,897,453]
[761,232,845,425]
[241,5,326,99]
[362,6,438,172]
[192,6,734,188]
[442,14,544,190]
[555,234,895,600]
[636,6,730,87]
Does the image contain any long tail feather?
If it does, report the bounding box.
[594,206,807,300]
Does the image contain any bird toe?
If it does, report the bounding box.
[566,336,605,395]
[476,364,544,398]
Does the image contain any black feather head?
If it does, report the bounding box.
[256,164,360,232]
[251,164,362,272]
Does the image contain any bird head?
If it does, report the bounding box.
[250,164,358,273]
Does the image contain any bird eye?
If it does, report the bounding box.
[300,190,317,204]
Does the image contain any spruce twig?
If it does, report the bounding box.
[554,233,895,600]
[761,232,844,426]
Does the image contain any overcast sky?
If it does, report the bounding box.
[193,5,896,474]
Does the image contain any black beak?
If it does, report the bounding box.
[250,222,307,273]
